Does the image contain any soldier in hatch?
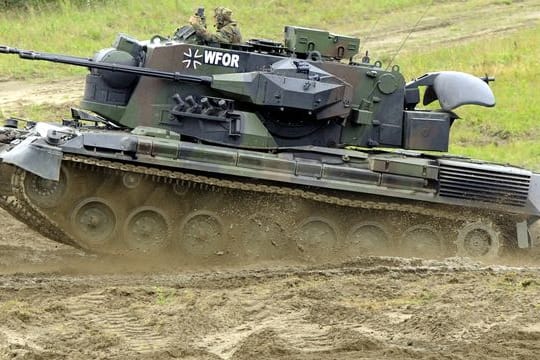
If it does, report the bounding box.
[189,6,242,44]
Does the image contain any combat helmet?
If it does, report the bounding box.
[214,6,233,26]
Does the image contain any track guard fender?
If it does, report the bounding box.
[0,136,63,181]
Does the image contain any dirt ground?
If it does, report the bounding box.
[1,1,540,358]
[1,207,540,360]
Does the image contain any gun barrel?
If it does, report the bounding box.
[0,45,212,85]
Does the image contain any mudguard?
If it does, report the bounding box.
[0,136,63,181]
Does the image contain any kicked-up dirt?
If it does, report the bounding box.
[1,208,540,359]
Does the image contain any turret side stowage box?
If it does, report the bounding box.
[284,26,360,60]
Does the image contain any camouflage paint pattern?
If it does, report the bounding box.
[0,26,491,152]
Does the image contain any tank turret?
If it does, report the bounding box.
[1,28,493,152]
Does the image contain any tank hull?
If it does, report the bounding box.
[0,124,537,261]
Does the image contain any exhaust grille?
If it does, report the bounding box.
[439,162,531,207]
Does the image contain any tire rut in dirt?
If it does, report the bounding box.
[66,290,169,353]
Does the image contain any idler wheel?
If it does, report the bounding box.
[71,197,116,248]
[24,168,69,209]
[124,206,170,251]
[295,217,338,261]
[456,221,500,259]
[345,221,393,256]
[180,210,225,257]
[400,224,443,258]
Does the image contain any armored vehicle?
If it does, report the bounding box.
[0,22,538,262]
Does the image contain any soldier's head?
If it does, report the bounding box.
[213,6,233,27]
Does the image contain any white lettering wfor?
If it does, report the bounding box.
[203,50,239,68]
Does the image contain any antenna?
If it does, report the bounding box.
[386,1,433,70]
[358,13,383,59]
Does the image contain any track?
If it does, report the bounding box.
[0,153,519,264]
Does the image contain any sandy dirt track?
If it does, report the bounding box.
[1,208,540,359]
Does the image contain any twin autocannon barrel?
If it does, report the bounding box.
[0,45,212,85]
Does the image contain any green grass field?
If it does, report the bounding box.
[0,0,539,168]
